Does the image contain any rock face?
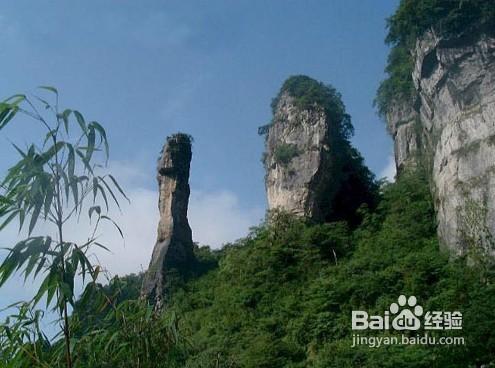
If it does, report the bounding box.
[263,76,377,224]
[387,30,495,254]
[264,92,331,220]
[141,133,195,303]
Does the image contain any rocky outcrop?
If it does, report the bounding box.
[387,31,495,254]
[263,76,377,224]
[264,92,330,220]
[141,133,195,304]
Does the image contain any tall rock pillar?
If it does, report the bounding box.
[262,75,377,225]
[141,133,195,303]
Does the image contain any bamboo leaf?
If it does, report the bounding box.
[18,208,25,232]
[73,110,87,135]
[88,205,101,221]
[61,109,72,133]
[24,251,41,281]
[0,104,11,128]
[11,143,27,158]
[43,130,57,147]
[67,143,75,179]
[28,197,43,235]
[4,94,26,105]
[33,94,51,110]
[41,141,65,164]
[55,164,70,202]
[43,184,54,220]
[101,216,123,239]
[108,174,129,202]
[33,237,51,278]
[69,177,79,213]
[97,184,109,211]
[38,86,58,95]
[99,177,121,210]
[94,242,110,252]
[0,210,19,231]
[91,121,109,161]
[0,106,19,130]
[76,149,93,174]
[92,177,98,202]
[86,126,96,162]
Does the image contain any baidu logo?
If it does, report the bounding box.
[389,295,423,330]
[351,295,462,331]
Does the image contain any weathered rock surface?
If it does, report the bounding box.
[387,31,495,254]
[263,78,377,224]
[141,133,195,303]
[264,92,331,220]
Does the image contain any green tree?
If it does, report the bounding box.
[0,88,127,367]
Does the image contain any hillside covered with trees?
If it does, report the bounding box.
[63,169,494,367]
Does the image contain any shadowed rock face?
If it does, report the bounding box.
[141,133,194,304]
[387,31,495,254]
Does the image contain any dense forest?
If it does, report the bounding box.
[74,170,495,367]
[4,168,492,367]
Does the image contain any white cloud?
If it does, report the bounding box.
[0,159,263,330]
[89,186,264,277]
[0,161,264,285]
[379,155,396,182]
[189,190,264,248]
[83,187,159,277]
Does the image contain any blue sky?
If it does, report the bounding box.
[0,1,398,312]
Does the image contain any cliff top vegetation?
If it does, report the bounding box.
[375,0,495,117]
[259,75,353,140]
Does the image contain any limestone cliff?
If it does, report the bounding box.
[141,133,195,303]
[387,30,495,254]
[262,76,377,224]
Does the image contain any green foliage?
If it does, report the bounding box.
[386,0,495,47]
[0,302,51,368]
[273,143,299,166]
[19,167,494,367]
[374,45,415,117]
[71,300,188,368]
[267,75,353,141]
[0,88,127,367]
[72,274,144,336]
[1,87,494,367]
[0,299,188,368]
[261,76,378,225]
[375,0,495,116]
[325,146,378,226]
[157,170,495,367]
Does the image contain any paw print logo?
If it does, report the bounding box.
[390,295,423,331]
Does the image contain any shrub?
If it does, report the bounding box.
[273,143,299,166]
